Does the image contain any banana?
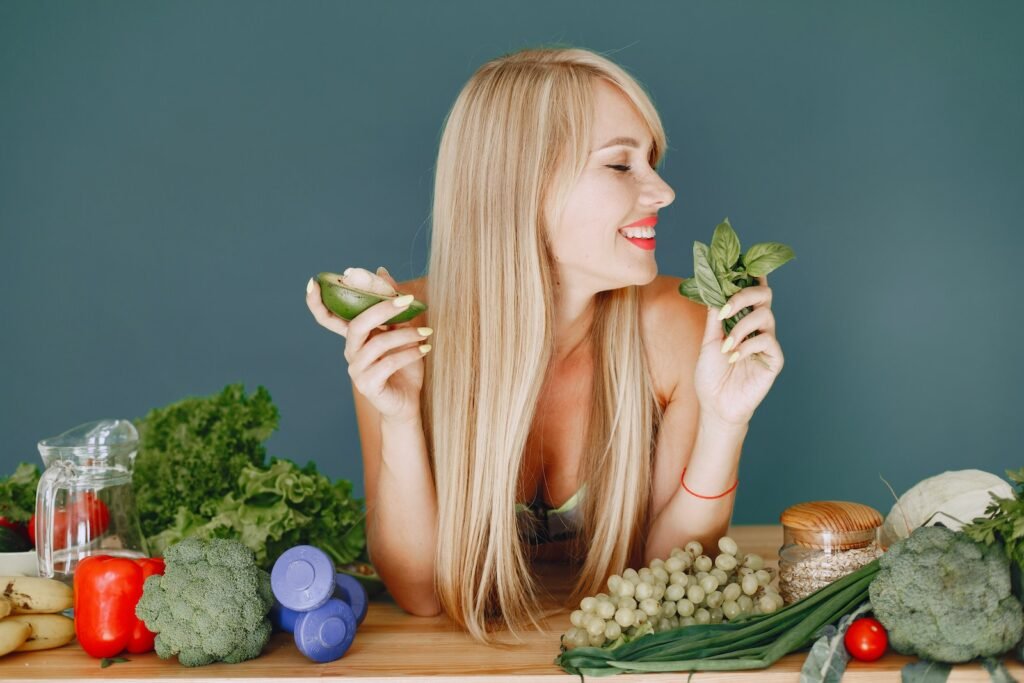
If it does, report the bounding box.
[3,614,76,651]
[0,595,12,618]
[0,576,73,614]
[0,620,32,657]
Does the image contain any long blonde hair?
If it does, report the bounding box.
[421,45,668,644]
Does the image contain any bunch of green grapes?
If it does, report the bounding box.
[561,536,783,650]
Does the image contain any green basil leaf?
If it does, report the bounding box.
[900,660,951,683]
[720,278,741,297]
[744,242,795,277]
[693,242,727,308]
[710,218,741,274]
[678,278,703,303]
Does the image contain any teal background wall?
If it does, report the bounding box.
[2,1,1021,524]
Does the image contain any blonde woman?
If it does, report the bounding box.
[305,46,784,644]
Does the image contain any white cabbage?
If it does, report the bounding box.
[880,469,1013,549]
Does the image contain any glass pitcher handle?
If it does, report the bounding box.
[35,460,75,580]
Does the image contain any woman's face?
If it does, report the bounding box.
[545,79,676,293]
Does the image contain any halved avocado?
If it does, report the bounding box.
[338,560,388,598]
[317,272,427,324]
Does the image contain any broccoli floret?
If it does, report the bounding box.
[135,537,273,666]
[868,525,1023,663]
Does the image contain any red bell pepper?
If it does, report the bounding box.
[73,555,166,658]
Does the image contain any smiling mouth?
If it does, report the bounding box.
[619,230,656,250]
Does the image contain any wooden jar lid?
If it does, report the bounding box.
[780,501,883,550]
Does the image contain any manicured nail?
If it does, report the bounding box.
[728,351,740,364]
[343,268,352,276]
[393,294,415,308]
[306,278,314,294]
[721,337,735,354]
[717,303,733,321]
[417,327,433,337]
[419,343,432,354]
[378,266,392,278]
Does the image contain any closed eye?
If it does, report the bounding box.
[608,164,632,172]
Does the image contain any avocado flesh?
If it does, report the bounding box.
[316,272,427,324]
[338,561,387,598]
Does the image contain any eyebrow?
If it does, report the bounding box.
[592,136,652,153]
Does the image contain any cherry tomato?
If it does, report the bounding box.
[844,616,888,662]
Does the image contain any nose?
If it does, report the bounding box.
[641,170,675,209]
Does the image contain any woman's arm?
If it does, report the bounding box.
[354,383,441,617]
[642,274,782,564]
[644,408,747,564]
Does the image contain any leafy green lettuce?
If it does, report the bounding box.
[134,384,278,538]
[134,384,366,571]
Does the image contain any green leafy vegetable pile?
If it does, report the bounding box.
[964,467,1024,578]
[679,218,795,338]
[135,537,273,667]
[0,463,41,523]
[133,384,366,570]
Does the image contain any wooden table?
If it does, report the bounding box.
[0,526,1019,681]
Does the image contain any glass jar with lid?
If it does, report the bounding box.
[778,500,883,604]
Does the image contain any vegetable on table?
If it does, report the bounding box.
[844,616,888,662]
[74,555,166,658]
[133,383,279,541]
[132,384,369,575]
[0,463,41,548]
[868,525,1023,663]
[881,469,1014,548]
[135,537,273,667]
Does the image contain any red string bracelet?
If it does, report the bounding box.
[680,468,738,499]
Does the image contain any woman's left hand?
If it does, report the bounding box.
[693,275,784,426]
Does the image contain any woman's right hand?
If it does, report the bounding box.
[305,268,432,424]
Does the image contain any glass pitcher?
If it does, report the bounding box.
[35,419,149,582]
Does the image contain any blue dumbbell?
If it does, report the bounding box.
[334,572,368,626]
[293,598,358,663]
[271,545,336,613]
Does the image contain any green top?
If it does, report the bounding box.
[515,484,586,544]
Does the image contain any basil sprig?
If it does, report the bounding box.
[679,218,795,337]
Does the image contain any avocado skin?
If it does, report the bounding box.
[316,272,427,324]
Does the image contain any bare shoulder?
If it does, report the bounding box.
[395,275,429,328]
[638,275,707,405]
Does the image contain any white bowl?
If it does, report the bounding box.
[0,551,39,576]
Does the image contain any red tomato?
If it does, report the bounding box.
[844,617,888,662]
[27,492,111,549]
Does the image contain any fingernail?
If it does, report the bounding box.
[417,327,433,337]
[717,303,733,321]
[393,294,415,308]
[378,266,391,278]
[728,351,740,364]
[419,343,432,354]
[721,337,735,354]
[306,278,314,294]
[343,268,352,276]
